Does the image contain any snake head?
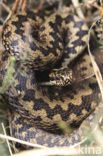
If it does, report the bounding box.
[49,67,73,86]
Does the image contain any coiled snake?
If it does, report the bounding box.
[0,2,103,148]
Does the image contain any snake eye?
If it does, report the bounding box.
[96,19,101,25]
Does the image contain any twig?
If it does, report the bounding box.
[13,147,78,156]
[0,1,12,23]
[13,145,103,156]
[0,133,48,149]
[0,1,11,13]
[1,123,13,156]
[88,19,103,99]
[71,0,85,19]
[38,0,44,10]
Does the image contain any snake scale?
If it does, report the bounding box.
[0,2,103,148]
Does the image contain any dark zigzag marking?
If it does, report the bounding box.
[11,113,81,147]
[21,88,96,121]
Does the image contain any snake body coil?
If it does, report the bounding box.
[0,4,102,147]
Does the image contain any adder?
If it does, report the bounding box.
[0,0,103,148]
